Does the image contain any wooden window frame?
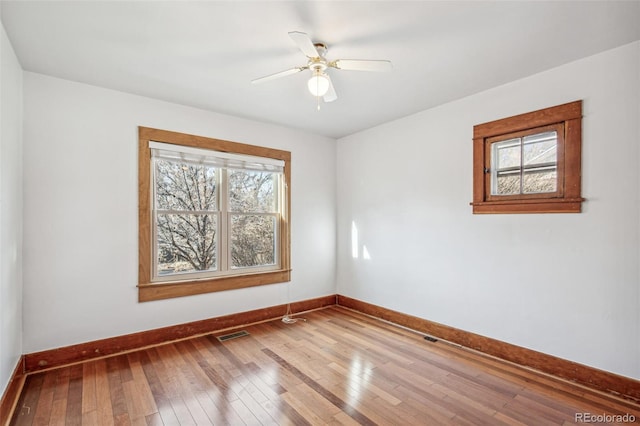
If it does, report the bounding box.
[138,127,291,302]
[471,100,584,214]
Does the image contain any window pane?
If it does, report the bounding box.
[490,132,559,196]
[230,215,276,268]
[493,138,521,170]
[496,171,521,195]
[228,170,277,213]
[155,159,217,211]
[523,168,557,193]
[523,131,557,166]
[491,138,521,195]
[157,213,217,276]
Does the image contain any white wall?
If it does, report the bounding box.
[22,72,336,353]
[337,41,640,379]
[0,19,23,394]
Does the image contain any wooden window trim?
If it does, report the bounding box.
[138,127,291,302]
[471,100,584,214]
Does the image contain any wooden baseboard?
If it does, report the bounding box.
[0,356,25,426]
[19,293,640,405]
[24,294,336,373]
[337,295,640,404]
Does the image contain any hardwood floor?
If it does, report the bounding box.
[10,306,640,425]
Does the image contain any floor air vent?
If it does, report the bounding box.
[216,330,250,342]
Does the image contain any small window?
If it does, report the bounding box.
[488,125,561,198]
[139,127,291,302]
[471,101,584,214]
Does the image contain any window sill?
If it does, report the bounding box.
[470,198,585,214]
[138,269,292,302]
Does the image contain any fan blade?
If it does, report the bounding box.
[323,75,337,103]
[288,31,320,58]
[331,59,392,72]
[251,67,306,84]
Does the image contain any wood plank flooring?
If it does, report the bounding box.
[10,306,640,425]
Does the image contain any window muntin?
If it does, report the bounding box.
[151,144,282,282]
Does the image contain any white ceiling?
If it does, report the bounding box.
[2,1,639,139]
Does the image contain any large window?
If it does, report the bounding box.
[471,101,583,214]
[138,127,291,302]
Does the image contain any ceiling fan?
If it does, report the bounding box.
[251,31,392,105]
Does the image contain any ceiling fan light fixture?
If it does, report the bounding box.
[308,72,330,97]
[252,31,392,105]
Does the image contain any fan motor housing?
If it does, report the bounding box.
[309,61,328,73]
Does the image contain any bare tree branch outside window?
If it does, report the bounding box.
[229,170,277,268]
[154,160,278,277]
[155,159,217,274]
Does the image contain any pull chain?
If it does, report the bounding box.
[316,75,321,111]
